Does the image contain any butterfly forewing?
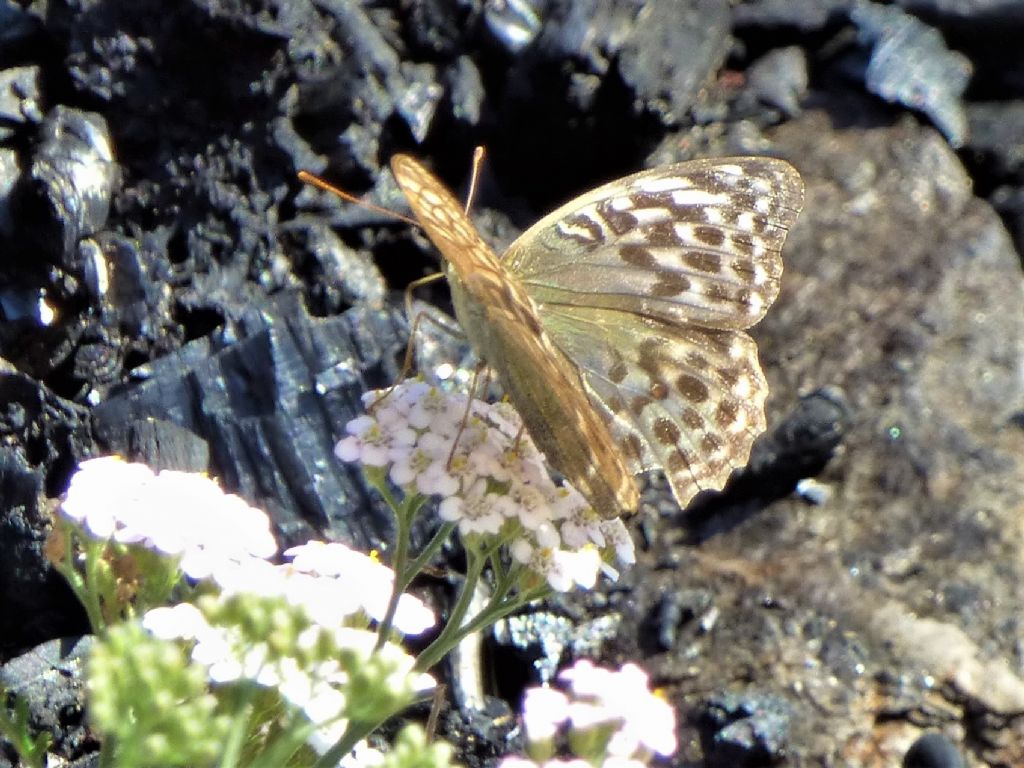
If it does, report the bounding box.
[502,157,803,509]
[390,154,639,518]
[505,158,801,332]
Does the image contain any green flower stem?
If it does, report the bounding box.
[403,521,457,582]
[134,550,186,615]
[0,693,50,768]
[51,526,103,632]
[455,583,551,641]
[248,708,318,768]
[413,540,489,672]
[215,683,261,768]
[80,538,108,632]
[487,558,523,604]
[374,491,424,650]
[413,537,552,673]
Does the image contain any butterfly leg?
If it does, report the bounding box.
[399,271,446,383]
[370,300,472,416]
[368,272,453,412]
[445,363,490,470]
[365,305,442,417]
[511,421,527,453]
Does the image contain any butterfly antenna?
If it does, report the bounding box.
[299,168,445,411]
[464,146,486,214]
[297,170,420,227]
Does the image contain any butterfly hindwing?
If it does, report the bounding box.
[535,304,769,508]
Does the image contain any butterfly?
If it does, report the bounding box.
[315,154,804,518]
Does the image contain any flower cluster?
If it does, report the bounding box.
[56,457,438,764]
[336,381,635,591]
[213,541,435,636]
[143,595,433,754]
[501,660,677,768]
[49,378,661,768]
[61,456,277,580]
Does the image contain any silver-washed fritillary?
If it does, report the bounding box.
[317,154,804,518]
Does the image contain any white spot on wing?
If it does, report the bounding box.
[629,207,673,225]
[730,410,748,433]
[747,292,764,316]
[557,217,603,242]
[671,189,727,207]
[674,222,695,242]
[637,175,692,193]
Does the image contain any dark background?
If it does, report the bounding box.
[1,1,1023,766]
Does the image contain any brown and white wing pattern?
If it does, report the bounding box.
[504,157,804,509]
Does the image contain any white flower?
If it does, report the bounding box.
[512,524,576,592]
[143,600,433,757]
[406,385,465,430]
[337,381,635,588]
[556,489,604,549]
[496,444,549,488]
[507,483,556,530]
[336,740,386,766]
[600,759,647,768]
[521,686,570,741]
[439,480,508,535]
[143,602,208,639]
[205,543,434,637]
[603,665,677,757]
[61,456,155,538]
[389,443,439,489]
[284,541,435,635]
[505,661,677,764]
[142,470,277,578]
[552,547,601,590]
[335,415,415,467]
[60,457,278,578]
[497,760,593,768]
[558,660,677,759]
[464,436,507,481]
[599,519,635,566]
[419,467,460,497]
[559,659,613,699]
